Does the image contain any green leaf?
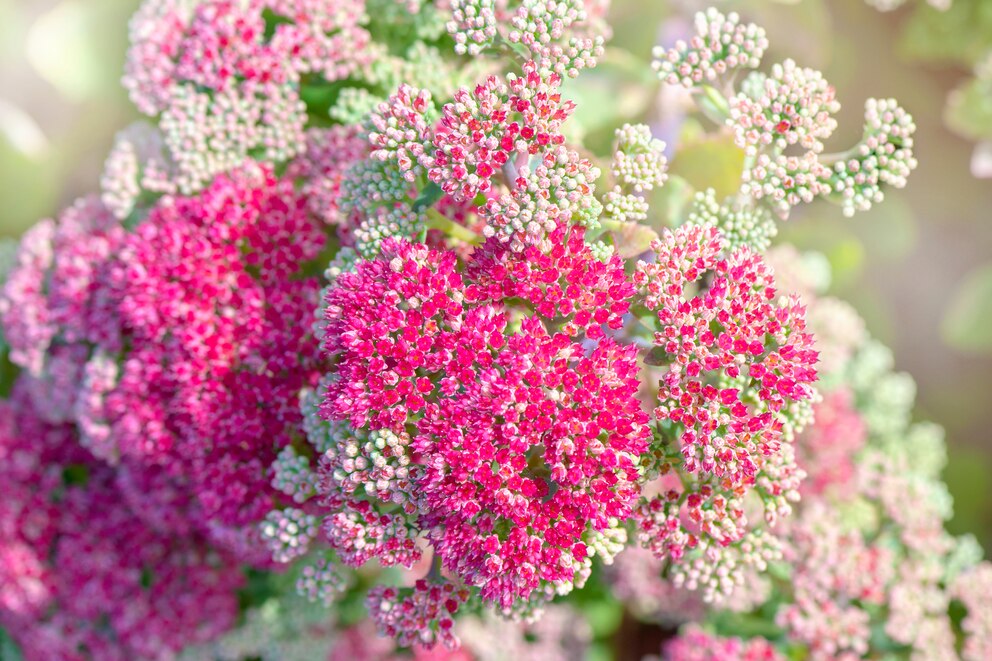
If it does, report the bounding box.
[0,627,24,661]
[941,263,992,352]
[62,463,89,487]
[669,133,745,201]
[412,182,445,212]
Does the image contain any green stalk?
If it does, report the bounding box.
[698,84,732,125]
[425,208,483,246]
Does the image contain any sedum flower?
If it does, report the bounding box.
[429,61,575,201]
[652,8,768,88]
[632,224,817,598]
[366,579,471,650]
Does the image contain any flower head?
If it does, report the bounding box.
[652,8,768,88]
[429,62,575,201]
[367,579,471,650]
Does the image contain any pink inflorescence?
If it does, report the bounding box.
[796,388,867,496]
[321,239,480,431]
[467,225,633,338]
[417,318,648,608]
[429,61,575,201]
[630,224,817,587]
[368,85,437,183]
[636,223,817,489]
[1,165,327,562]
[952,562,992,661]
[318,231,651,613]
[0,197,124,378]
[777,503,893,660]
[0,382,243,661]
[100,166,326,551]
[367,579,471,650]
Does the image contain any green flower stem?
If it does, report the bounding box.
[698,84,732,125]
[425,208,483,246]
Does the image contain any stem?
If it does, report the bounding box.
[425,208,483,246]
[697,84,732,126]
[736,152,757,207]
[426,552,444,581]
[818,146,860,166]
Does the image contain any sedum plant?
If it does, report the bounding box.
[0,2,988,660]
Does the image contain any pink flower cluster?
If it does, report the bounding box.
[654,275,992,661]
[0,382,243,661]
[318,234,650,617]
[777,503,893,659]
[122,0,373,192]
[7,2,963,657]
[367,580,471,650]
[796,388,867,496]
[953,562,992,661]
[429,61,575,202]
[632,224,817,573]
[0,166,326,563]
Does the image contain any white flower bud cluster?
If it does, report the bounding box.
[828,99,918,217]
[652,8,767,88]
[296,555,349,606]
[101,122,177,219]
[161,84,306,195]
[447,0,498,56]
[603,187,649,223]
[354,206,427,259]
[611,123,668,193]
[260,508,319,564]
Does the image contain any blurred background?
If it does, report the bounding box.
[1,0,990,549]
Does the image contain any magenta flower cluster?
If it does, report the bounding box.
[319,234,649,616]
